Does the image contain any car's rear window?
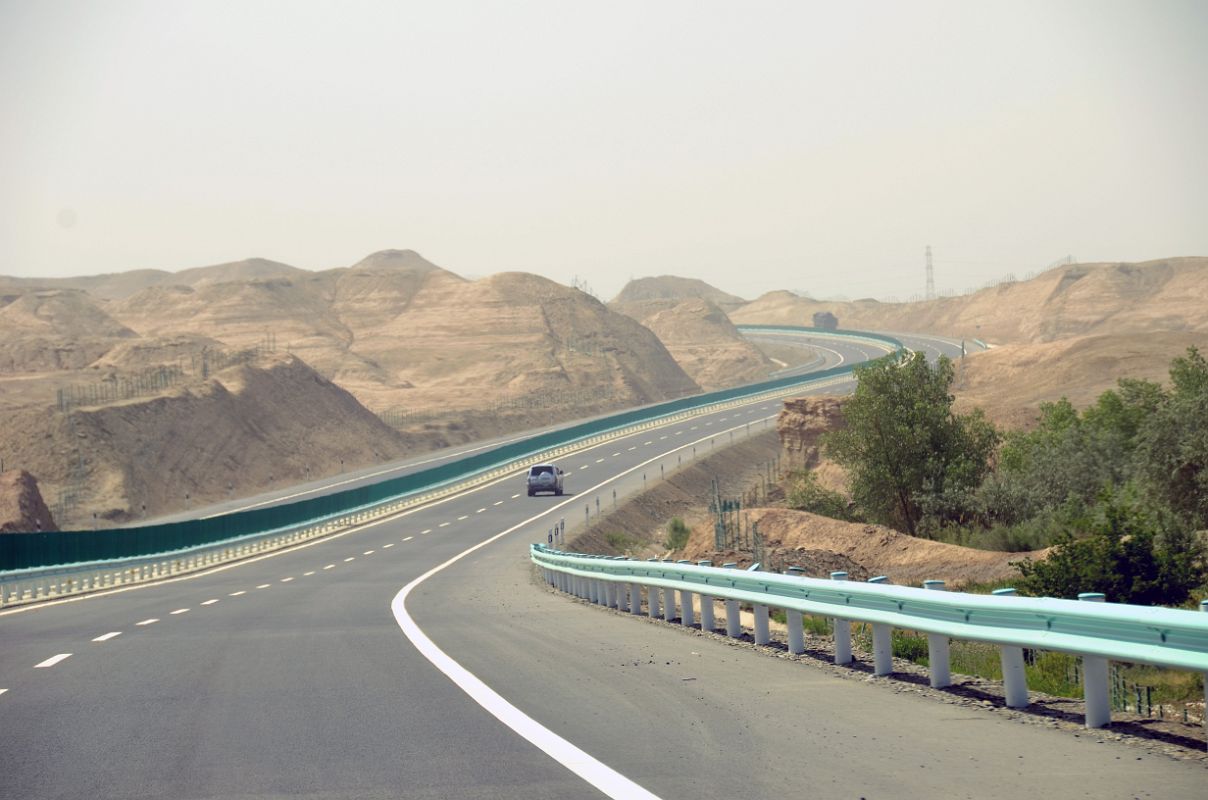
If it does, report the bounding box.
[530,466,555,476]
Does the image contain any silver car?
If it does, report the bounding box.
[526,464,565,496]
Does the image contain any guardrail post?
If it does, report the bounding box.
[630,582,643,614]
[866,576,893,675]
[831,571,853,665]
[698,561,715,632]
[753,603,770,645]
[647,566,661,618]
[1079,593,1111,728]
[663,584,676,622]
[1201,599,1208,749]
[676,561,695,627]
[992,588,1030,708]
[783,566,805,655]
[722,563,741,638]
[923,580,951,688]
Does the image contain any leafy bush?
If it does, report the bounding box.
[784,469,856,520]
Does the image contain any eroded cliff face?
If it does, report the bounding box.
[0,470,57,533]
[778,396,846,470]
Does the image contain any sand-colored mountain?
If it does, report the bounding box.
[0,354,427,528]
[0,257,305,301]
[611,297,774,390]
[611,275,746,311]
[0,289,137,372]
[730,258,1208,345]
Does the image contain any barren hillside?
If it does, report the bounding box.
[731,258,1208,345]
[0,289,137,372]
[611,275,746,311]
[612,297,774,390]
[0,354,425,528]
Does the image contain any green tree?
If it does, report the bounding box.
[1014,486,1205,605]
[1134,347,1208,528]
[785,469,857,521]
[824,352,999,535]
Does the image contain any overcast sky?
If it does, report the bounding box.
[2,1,1205,301]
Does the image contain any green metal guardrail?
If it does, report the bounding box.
[0,327,900,573]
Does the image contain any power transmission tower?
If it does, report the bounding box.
[924,245,936,301]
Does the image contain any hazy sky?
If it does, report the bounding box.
[2,1,1205,301]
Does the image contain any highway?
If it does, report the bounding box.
[2,332,1202,799]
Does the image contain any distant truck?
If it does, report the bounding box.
[812,311,839,330]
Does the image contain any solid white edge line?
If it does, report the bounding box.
[35,653,73,668]
[387,416,780,799]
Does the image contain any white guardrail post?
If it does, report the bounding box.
[1079,592,1111,728]
[723,563,742,638]
[867,576,893,676]
[924,580,951,688]
[647,559,661,618]
[784,567,805,655]
[993,588,1030,708]
[831,571,853,665]
[676,561,696,627]
[698,561,715,632]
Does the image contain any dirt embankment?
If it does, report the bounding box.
[0,470,57,533]
[778,395,849,493]
[0,354,433,529]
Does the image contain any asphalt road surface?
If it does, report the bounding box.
[4,333,1201,799]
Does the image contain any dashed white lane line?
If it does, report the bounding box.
[611,452,620,457]
[628,446,636,451]
[422,529,432,534]
[595,458,604,463]
[439,523,450,528]
[659,435,668,440]
[170,608,189,615]
[643,441,652,445]
[494,501,504,506]
[403,536,414,542]
[476,508,486,513]
[343,557,355,563]
[201,599,220,606]
[363,550,375,555]
[281,577,295,583]
[304,571,317,576]
[35,654,73,668]
[230,590,248,596]
[512,493,522,499]
[92,632,122,642]
[457,515,468,521]
[690,426,699,430]
[579,465,590,470]
[136,618,159,626]
[674,431,683,435]
[323,565,335,570]
[383,543,395,549]
[0,689,7,696]
[258,582,273,587]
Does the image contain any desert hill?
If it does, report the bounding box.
[730,258,1208,346]
[0,354,427,527]
[0,289,137,372]
[611,275,746,310]
[611,297,774,390]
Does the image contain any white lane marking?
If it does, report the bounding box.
[323,565,335,570]
[674,431,683,435]
[494,501,504,506]
[403,536,414,542]
[201,599,220,605]
[0,689,7,696]
[659,435,668,440]
[281,577,295,582]
[230,590,248,596]
[511,493,521,499]
[457,515,468,521]
[383,543,395,549]
[136,618,159,625]
[35,654,73,668]
[611,452,620,457]
[690,426,698,430]
[92,632,122,642]
[363,550,375,555]
[343,558,355,563]
[258,582,273,587]
[422,529,432,534]
[595,458,604,463]
[389,420,780,799]
[392,559,662,800]
[704,422,713,426]
[170,608,189,615]
[476,508,486,513]
[627,446,636,451]
[643,441,652,445]
[579,465,589,470]
[439,522,450,528]
[304,571,316,576]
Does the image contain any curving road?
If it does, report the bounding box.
[1,332,1202,799]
